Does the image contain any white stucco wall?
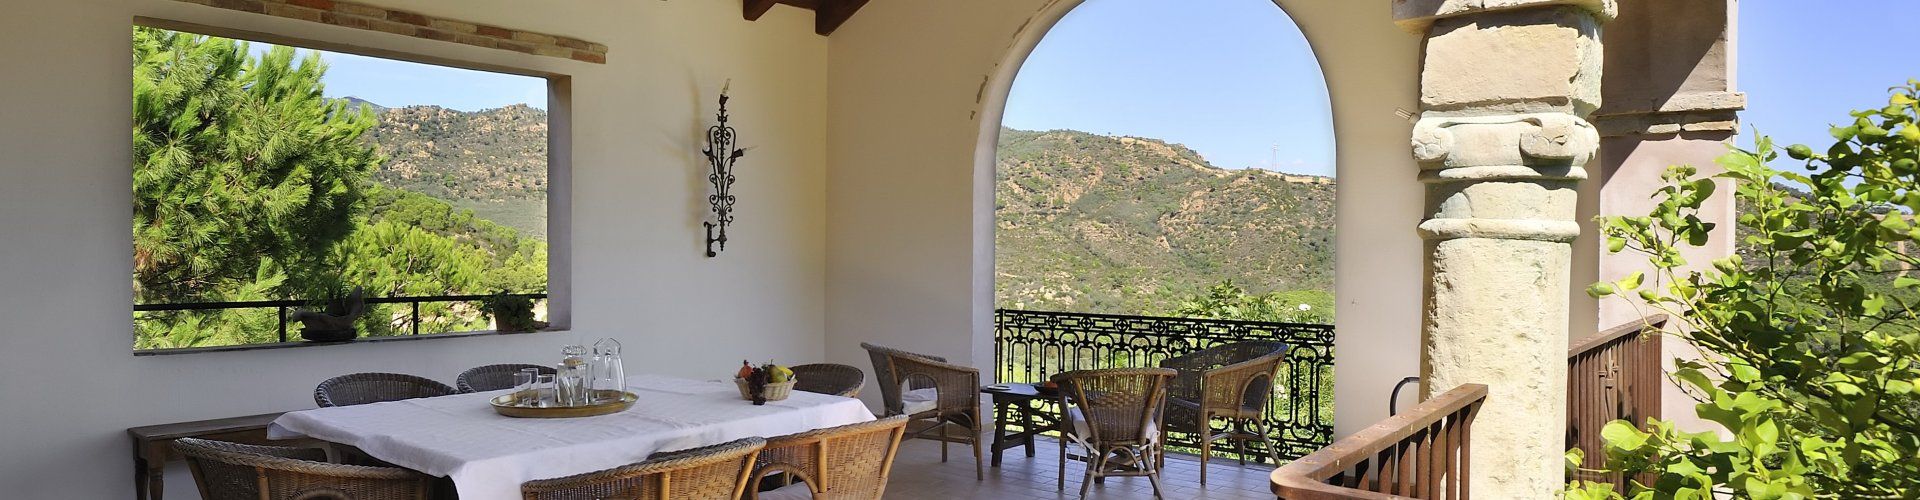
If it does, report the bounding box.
[822,0,1435,437]
[0,1,828,498]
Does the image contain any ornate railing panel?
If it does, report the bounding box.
[993,308,1336,462]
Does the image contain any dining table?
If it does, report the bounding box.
[269,373,875,500]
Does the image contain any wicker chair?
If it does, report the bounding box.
[314,372,455,407]
[1051,368,1177,499]
[520,437,765,500]
[456,363,556,393]
[748,415,909,500]
[863,343,985,480]
[859,343,946,417]
[1157,341,1288,484]
[173,437,433,500]
[790,363,865,398]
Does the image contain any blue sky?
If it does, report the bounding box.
[216,0,1910,173]
[245,43,546,112]
[1737,0,1920,155]
[1001,0,1332,175]
[1001,0,1920,178]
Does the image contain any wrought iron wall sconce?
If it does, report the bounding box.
[703,85,744,257]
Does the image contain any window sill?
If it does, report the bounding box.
[132,328,564,356]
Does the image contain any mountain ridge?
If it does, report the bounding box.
[994,127,1335,315]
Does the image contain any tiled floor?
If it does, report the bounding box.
[884,437,1277,499]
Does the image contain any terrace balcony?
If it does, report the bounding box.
[0,0,1747,499]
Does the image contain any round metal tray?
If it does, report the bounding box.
[489,389,637,418]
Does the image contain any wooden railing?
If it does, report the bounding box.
[1270,384,1487,499]
[1567,315,1667,491]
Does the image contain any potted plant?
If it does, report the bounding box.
[290,285,365,342]
[481,291,543,333]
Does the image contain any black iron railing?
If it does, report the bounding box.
[134,293,548,343]
[994,308,1336,463]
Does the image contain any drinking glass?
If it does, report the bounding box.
[556,362,587,407]
[513,368,538,406]
[535,374,556,407]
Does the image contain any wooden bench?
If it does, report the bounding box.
[128,412,316,500]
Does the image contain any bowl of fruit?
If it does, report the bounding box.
[733,361,797,404]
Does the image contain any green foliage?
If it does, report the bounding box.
[133,26,378,303]
[1162,280,1332,324]
[480,292,538,333]
[993,128,1335,316]
[1573,81,1920,499]
[132,28,547,349]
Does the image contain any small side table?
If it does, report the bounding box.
[980,383,1063,466]
[127,412,307,500]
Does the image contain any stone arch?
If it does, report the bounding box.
[966,0,1427,437]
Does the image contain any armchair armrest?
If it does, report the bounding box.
[888,354,980,413]
[1198,350,1287,410]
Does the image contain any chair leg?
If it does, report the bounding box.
[1078,448,1103,500]
[1057,434,1068,491]
[940,420,949,463]
[1144,445,1164,499]
[1235,419,1249,466]
[1256,418,1283,464]
[972,411,984,481]
[1198,421,1211,486]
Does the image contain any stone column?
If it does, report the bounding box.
[1394,1,1613,497]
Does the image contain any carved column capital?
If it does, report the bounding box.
[1412,113,1600,172]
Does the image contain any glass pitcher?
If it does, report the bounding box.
[591,338,625,403]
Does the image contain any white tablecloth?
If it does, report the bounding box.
[269,374,875,500]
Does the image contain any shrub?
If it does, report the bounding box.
[1570,82,1920,499]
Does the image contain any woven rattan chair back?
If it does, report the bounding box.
[314,372,455,407]
[520,437,766,500]
[173,437,433,500]
[750,415,909,500]
[790,363,865,398]
[1052,368,1177,445]
[859,343,946,416]
[1159,341,1288,415]
[456,363,556,393]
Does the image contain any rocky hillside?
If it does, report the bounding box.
[350,100,549,238]
[995,128,1334,314]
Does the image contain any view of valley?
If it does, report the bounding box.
[995,128,1334,322]
[131,27,548,349]
[131,26,1336,350]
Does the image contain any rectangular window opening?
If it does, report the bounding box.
[132,21,561,352]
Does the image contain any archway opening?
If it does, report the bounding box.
[987,0,1338,463]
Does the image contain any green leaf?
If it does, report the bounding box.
[1618,272,1645,291]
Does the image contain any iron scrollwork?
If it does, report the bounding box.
[993,308,1336,463]
[703,88,744,257]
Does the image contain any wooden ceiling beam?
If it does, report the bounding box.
[742,0,865,36]
[743,0,778,21]
[814,0,870,36]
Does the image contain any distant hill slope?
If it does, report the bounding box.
[349,99,549,239]
[995,128,1334,314]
